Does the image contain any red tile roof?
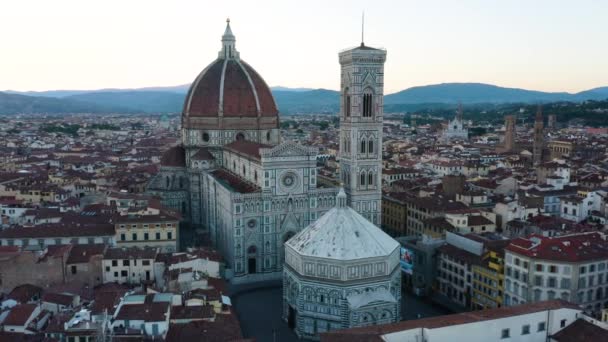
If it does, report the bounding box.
[4,304,37,326]
[551,318,608,341]
[506,232,608,262]
[224,140,271,160]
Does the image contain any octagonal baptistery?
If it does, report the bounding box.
[283,188,402,340]
[181,19,280,161]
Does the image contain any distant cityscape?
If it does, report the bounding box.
[0,18,608,342]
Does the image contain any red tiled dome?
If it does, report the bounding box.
[182,21,278,127]
[183,59,278,118]
[161,145,186,168]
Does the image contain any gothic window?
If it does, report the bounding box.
[266,131,271,142]
[368,172,374,186]
[362,89,374,117]
[165,176,170,188]
[344,87,351,117]
[368,139,374,154]
[202,132,210,142]
[360,171,366,187]
[360,140,366,154]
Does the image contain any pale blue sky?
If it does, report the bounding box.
[1,0,606,93]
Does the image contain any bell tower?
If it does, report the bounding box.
[338,41,386,226]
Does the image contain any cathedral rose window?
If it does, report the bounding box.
[281,172,298,188]
[247,219,257,229]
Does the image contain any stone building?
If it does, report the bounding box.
[442,104,468,141]
[533,106,544,166]
[147,21,384,284]
[503,115,516,152]
[283,189,401,340]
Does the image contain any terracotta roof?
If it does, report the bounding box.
[8,284,43,303]
[321,300,579,341]
[191,148,215,161]
[66,244,107,264]
[183,59,278,119]
[4,304,37,326]
[165,312,244,342]
[224,140,271,160]
[170,305,215,320]
[210,169,260,194]
[114,302,170,322]
[161,145,186,168]
[551,318,608,341]
[103,246,158,260]
[506,232,608,262]
[41,292,74,306]
[0,223,114,239]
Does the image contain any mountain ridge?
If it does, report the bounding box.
[2,82,607,115]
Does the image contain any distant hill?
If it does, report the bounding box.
[0,92,135,115]
[2,82,607,115]
[65,91,185,114]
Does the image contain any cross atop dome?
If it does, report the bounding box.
[219,18,239,60]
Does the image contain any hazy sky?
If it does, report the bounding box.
[2,0,607,93]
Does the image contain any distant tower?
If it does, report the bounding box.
[533,105,544,166]
[339,40,386,226]
[547,114,556,130]
[411,114,417,128]
[504,115,516,152]
[457,102,463,121]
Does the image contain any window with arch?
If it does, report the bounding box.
[362,89,374,117]
[368,172,374,186]
[165,176,170,188]
[344,87,351,117]
[360,140,366,154]
[368,139,374,154]
[360,171,366,187]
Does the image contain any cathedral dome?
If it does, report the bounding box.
[160,145,186,168]
[182,20,278,128]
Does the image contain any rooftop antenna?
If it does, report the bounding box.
[361,11,365,46]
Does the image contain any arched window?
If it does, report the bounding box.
[344,87,351,117]
[165,176,170,188]
[368,172,374,186]
[236,132,245,141]
[368,139,374,154]
[362,89,374,117]
[360,171,366,187]
[360,140,366,154]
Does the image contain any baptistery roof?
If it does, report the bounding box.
[182,20,278,127]
[286,189,399,261]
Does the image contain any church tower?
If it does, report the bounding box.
[338,41,386,226]
[533,105,544,166]
[504,115,516,152]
